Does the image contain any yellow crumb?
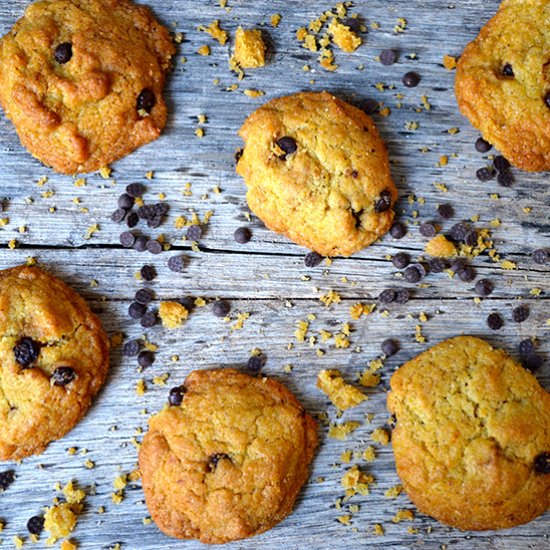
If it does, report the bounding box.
[425,235,456,257]
[327,18,361,52]
[271,14,281,27]
[44,503,79,541]
[328,421,361,440]
[317,369,366,410]
[159,301,189,329]
[197,45,211,56]
[341,465,374,496]
[443,54,457,70]
[392,509,415,523]
[371,427,390,445]
[234,27,266,68]
[199,20,228,45]
[61,541,77,550]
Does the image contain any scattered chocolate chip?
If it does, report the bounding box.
[381,338,399,357]
[378,289,396,304]
[451,223,468,242]
[475,279,494,297]
[123,339,141,357]
[133,236,148,252]
[186,224,202,241]
[247,355,265,373]
[13,337,40,367]
[476,167,494,181]
[140,310,158,328]
[402,71,420,88]
[54,42,73,64]
[419,222,437,238]
[234,227,252,244]
[493,155,510,172]
[487,312,503,330]
[404,264,423,283]
[111,208,126,223]
[392,252,410,269]
[532,249,548,264]
[168,386,186,406]
[374,190,393,213]
[512,305,529,323]
[458,265,476,282]
[475,137,492,153]
[168,255,186,273]
[27,516,44,535]
[380,49,397,65]
[146,239,162,255]
[450,258,467,274]
[534,452,550,474]
[304,251,323,268]
[137,350,155,368]
[0,470,15,491]
[519,338,536,357]
[437,203,454,219]
[119,231,135,248]
[497,170,514,187]
[395,289,410,304]
[463,230,478,247]
[138,203,168,220]
[126,183,146,198]
[208,453,231,471]
[213,300,230,318]
[51,366,76,386]
[137,88,156,114]
[128,301,146,319]
[177,296,195,311]
[125,211,139,228]
[390,221,407,239]
[428,258,446,273]
[502,63,514,77]
[276,136,297,158]
[118,194,134,210]
[135,288,154,305]
[361,98,379,114]
[140,264,156,281]
[522,353,543,372]
[147,215,162,229]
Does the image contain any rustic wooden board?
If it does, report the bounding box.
[0,1,548,549]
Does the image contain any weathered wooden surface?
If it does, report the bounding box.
[0,1,548,549]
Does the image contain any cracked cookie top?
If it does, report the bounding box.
[388,335,550,530]
[456,0,550,171]
[236,91,397,257]
[0,265,109,461]
[0,0,175,174]
[139,368,318,544]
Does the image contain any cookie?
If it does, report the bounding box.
[387,336,550,530]
[0,265,109,461]
[139,368,317,543]
[236,91,397,257]
[0,0,175,174]
[456,0,550,171]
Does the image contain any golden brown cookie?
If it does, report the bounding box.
[139,368,318,544]
[236,91,397,257]
[456,0,550,171]
[387,336,550,530]
[0,0,175,174]
[0,265,109,461]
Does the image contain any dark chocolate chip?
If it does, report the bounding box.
[128,301,146,319]
[120,231,135,248]
[475,137,492,153]
[522,353,543,372]
[208,453,231,471]
[361,98,379,114]
[234,227,252,244]
[168,386,186,406]
[177,296,195,311]
[374,190,393,213]
[493,155,510,172]
[111,208,126,223]
[137,88,156,114]
[147,215,162,229]
[27,516,45,535]
[13,337,40,367]
[450,258,467,274]
[476,167,494,181]
[140,310,158,328]
[519,338,536,357]
[497,170,514,187]
[54,42,73,64]
[419,222,437,238]
[304,251,323,268]
[450,223,468,242]
[51,366,76,386]
[276,136,297,158]
[392,252,410,269]
[213,300,230,318]
[395,289,410,304]
[380,49,397,65]
[463,230,478,247]
[118,194,134,210]
[381,338,399,357]
[146,239,162,255]
[168,255,186,273]
[502,63,514,77]
[428,258,447,273]
[125,211,139,228]
[123,339,141,357]
[135,288,154,305]
[487,312,503,330]
[402,71,420,88]
[378,289,396,304]
[0,470,15,491]
[390,221,407,239]
[186,225,202,241]
[235,148,243,163]
[512,305,529,323]
[133,235,148,252]
[140,265,157,281]
[126,183,146,198]
[247,355,265,373]
[437,203,454,219]
[534,452,550,474]
[532,249,548,264]
[404,264,423,283]
[458,265,476,282]
[137,350,155,368]
[474,279,494,297]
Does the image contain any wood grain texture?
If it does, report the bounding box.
[0,1,548,549]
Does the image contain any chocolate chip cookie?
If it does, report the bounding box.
[456,0,550,171]
[387,336,550,530]
[236,91,397,257]
[0,0,175,174]
[139,368,318,543]
[0,265,109,461]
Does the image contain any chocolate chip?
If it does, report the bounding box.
[404,264,423,283]
[126,183,146,198]
[234,227,252,244]
[476,167,494,181]
[51,366,76,386]
[118,194,134,210]
[475,279,494,296]
[120,231,135,248]
[133,236,148,252]
[450,258,467,274]
[135,288,154,305]
[186,224,202,241]
[361,98,379,114]
[402,71,420,88]
[125,211,139,228]
[437,204,454,219]
[390,221,407,239]
[381,338,399,357]
[0,470,15,491]
[458,265,476,282]
[519,338,536,357]
[512,305,529,323]
[374,190,392,213]
[123,339,141,357]
[128,301,146,319]
[177,296,195,311]
[395,289,410,304]
[502,63,514,77]
[487,312,503,330]
[140,265,156,281]
[392,252,410,269]
[532,249,548,264]
[380,49,397,65]
[235,148,243,163]
[138,203,168,220]
[208,453,231,471]
[146,239,162,254]
[428,258,446,273]
[463,230,478,247]
[0,199,4,213]
[147,215,162,229]
[545,92,550,110]
[140,310,158,328]
[493,155,510,172]
[137,88,156,114]
[111,208,126,223]
[497,170,514,187]
[304,251,323,268]
[13,337,40,367]
[168,255,186,273]
[27,516,44,535]
[522,353,543,372]
[168,386,186,406]
[534,452,550,474]
[213,300,230,317]
[378,289,396,304]
[137,350,155,368]
[276,136,297,158]
[419,222,437,238]
[247,355,265,373]
[475,137,492,153]
[451,223,468,242]
[54,42,72,64]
